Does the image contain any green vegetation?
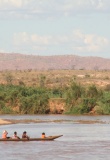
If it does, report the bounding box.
[0,70,110,115]
[0,74,110,114]
[64,82,110,115]
[0,85,50,114]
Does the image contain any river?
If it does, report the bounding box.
[0,115,110,160]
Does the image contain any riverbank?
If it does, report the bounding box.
[0,119,12,125]
[0,118,107,125]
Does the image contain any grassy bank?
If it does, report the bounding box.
[0,69,110,115]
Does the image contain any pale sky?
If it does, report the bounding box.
[0,0,110,58]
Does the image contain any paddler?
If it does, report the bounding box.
[2,130,9,139]
[41,132,46,138]
[12,131,20,139]
[22,131,29,140]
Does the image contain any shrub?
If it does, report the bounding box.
[86,85,99,98]
[96,103,110,115]
[1,106,14,114]
[104,84,110,91]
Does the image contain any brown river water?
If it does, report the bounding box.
[0,115,110,160]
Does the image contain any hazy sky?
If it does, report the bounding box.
[0,0,110,58]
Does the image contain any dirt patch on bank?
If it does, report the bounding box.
[0,119,12,125]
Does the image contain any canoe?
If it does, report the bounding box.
[0,135,63,141]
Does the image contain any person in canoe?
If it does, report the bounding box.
[22,131,29,140]
[2,130,10,139]
[12,131,20,139]
[41,132,46,138]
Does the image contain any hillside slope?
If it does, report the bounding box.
[0,53,110,70]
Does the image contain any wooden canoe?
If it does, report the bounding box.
[0,135,63,141]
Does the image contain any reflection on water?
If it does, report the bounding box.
[0,115,110,160]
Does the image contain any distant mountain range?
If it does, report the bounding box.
[0,53,110,70]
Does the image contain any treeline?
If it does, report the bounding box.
[0,82,110,114]
[0,85,62,114]
[65,82,110,114]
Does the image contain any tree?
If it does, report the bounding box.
[39,74,46,88]
[86,85,98,98]
[5,72,13,85]
[65,81,84,110]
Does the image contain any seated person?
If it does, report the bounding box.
[41,132,46,138]
[12,131,20,139]
[2,130,10,139]
[22,131,29,139]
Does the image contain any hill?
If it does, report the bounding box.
[0,53,110,70]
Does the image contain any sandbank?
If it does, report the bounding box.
[0,119,11,125]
